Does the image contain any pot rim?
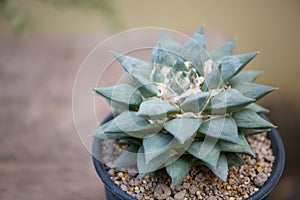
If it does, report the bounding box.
[92,114,285,200]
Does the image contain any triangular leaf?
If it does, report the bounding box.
[233,82,277,100]
[130,64,160,98]
[206,89,254,114]
[239,128,271,135]
[208,153,228,181]
[185,26,206,49]
[202,62,223,91]
[198,117,239,143]
[233,109,276,129]
[113,144,139,168]
[229,70,262,85]
[220,52,258,83]
[209,40,236,61]
[246,103,270,113]
[92,120,114,138]
[166,156,193,186]
[111,51,148,72]
[159,31,182,47]
[180,92,210,113]
[181,26,208,75]
[152,31,182,67]
[104,111,162,138]
[181,47,208,76]
[143,134,179,163]
[220,134,255,157]
[137,146,178,175]
[187,138,221,167]
[226,153,245,167]
[164,118,202,144]
[93,132,129,140]
[137,99,180,119]
[94,83,142,109]
[152,44,178,68]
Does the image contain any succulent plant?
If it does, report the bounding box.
[93,26,276,186]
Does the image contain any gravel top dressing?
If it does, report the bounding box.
[102,133,274,200]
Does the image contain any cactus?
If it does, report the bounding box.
[93,26,276,186]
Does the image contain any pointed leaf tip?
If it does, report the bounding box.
[233,82,276,100]
[164,118,202,144]
[94,83,142,109]
[209,39,236,60]
[229,70,263,85]
[187,139,221,168]
[143,134,178,163]
[207,89,254,114]
[111,51,149,73]
[137,99,180,119]
[166,156,193,186]
[233,108,276,129]
[221,134,255,158]
[221,52,258,82]
[208,153,228,181]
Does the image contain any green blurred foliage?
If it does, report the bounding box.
[0,0,27,34]
[0,0,122,35]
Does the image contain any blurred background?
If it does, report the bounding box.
[1,0,299,199]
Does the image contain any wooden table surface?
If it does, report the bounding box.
[0,37,108,200]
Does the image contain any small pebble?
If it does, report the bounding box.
[166,197,175,200]
[154,184,171,200]
[265,155,275,162]
[120,184,127,191]
[182,182,189,189]
[189,185,197,194]
[254,172,268,187]
[174,190,186,200]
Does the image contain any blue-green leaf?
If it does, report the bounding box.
[181,26,208,75]
[220,52,258,83]
[233,82,277,100]
[157,30,182,51]
[137,99,180,119]
[246,103,270,113]
[94,83,142,109]
[143,134,179,163]
[239,128,271,135]
[209,40,236,61]
[202,63,223,91]
[93,132,129,140]
[185,26,206,50]
[111,51,148,72]
[206,89,254,114]
[113,144,139,168]
[164,118,202,144]
[130,64,160,98]
[104,111,162,138]
[229,70,262,85]
[187,138,221,167]
[226,153,245,167]
[208,153,228,181]
[137,146,178,175]
[112,52,159,98]
[181,47,208,76]
[220,134,255,157]
[233,108,276,129]
[92,120,112,138]
[180,92,210,113]
[198,117,239,143]
[166,156,193,186]
[152,31,182,67]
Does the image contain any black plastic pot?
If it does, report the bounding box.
[92,114,285,200]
